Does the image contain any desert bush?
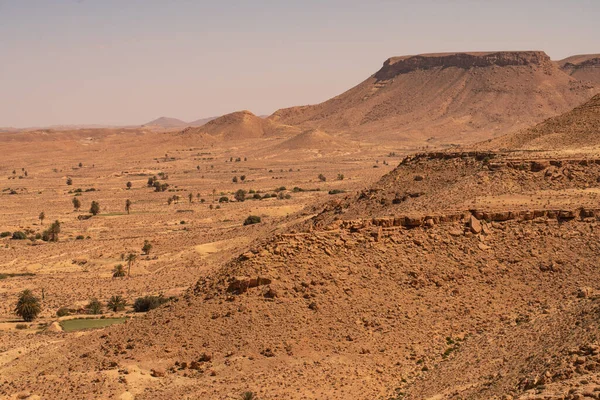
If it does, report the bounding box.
[90,201,100,216]
[337,174,344,180]
[107,295,127,312]
[142,240,152,255]
[86,298,103,315]
[1,231,11,238]
[15,289,41,321]
[328,189,346,195]
[76,235,84,240]
[126,181,132,189]
[240,175,246,181]
[253,193,261,200]
[318,174,326,182]
[66,177,73,185]
[241,392,257,400]
[133,295,167,312]
[56,307,70,317]
[243,215,261,226]
[219,196,229,203]
[11,231,27,240]
[235,189,246,202]
[15,323,28,330]
[72,197,81,211]
[232,176,238,183]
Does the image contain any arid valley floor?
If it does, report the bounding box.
[2,51,600,400]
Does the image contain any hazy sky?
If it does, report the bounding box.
[0,0,598,127]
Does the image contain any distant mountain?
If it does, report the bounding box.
[183,110,300,140]
[189,116,219,127]
[270,51,599,145]
[143,117,189,128]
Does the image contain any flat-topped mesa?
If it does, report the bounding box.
[374,51,552,80]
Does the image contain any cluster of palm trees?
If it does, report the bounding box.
[112,253,137,278]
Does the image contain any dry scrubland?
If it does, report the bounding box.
[1,51,600,400]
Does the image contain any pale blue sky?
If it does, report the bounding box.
[0,0,598,127]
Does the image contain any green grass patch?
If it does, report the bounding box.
[60,317,126,332]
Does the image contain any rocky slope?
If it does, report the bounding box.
[270,51,598,146]
[558,54,600,85]
[477,93,600,151]
[3,150,600,399]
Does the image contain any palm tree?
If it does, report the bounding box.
[125,199,131,214]
[15,290,41,322]
[45,220,61,242]
[125,253,137,277]
[38,211,45,225]
[107,295,127,312]
[112,264,126,278]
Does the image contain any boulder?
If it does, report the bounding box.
[469,215,482,234]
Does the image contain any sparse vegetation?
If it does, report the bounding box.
[243,215,261,225]
[90,201,100,216]
[235,189,247,202]
[38,211,45,225]
[72,197,81,211]
[133,295,168,312]
[142,240,152,255]
[42,220,61,242]
[125,199,132,214]
[318,174,326,182]
[56,307,71,317]
[11,231,27,240]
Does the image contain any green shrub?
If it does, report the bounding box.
[76,235,84,240]
[56,307,70,317]
[142,240,152,255]
[0,231,11,238]
[219,196,229,203]
[90,201,100,216]
[11,231,27,240]
[15,323,28,330]
[235,189,246,202]
[328,189,346,195]
[243,215,261,226]
[133,295,168,312]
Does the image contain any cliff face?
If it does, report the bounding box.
[375,51,553,80]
